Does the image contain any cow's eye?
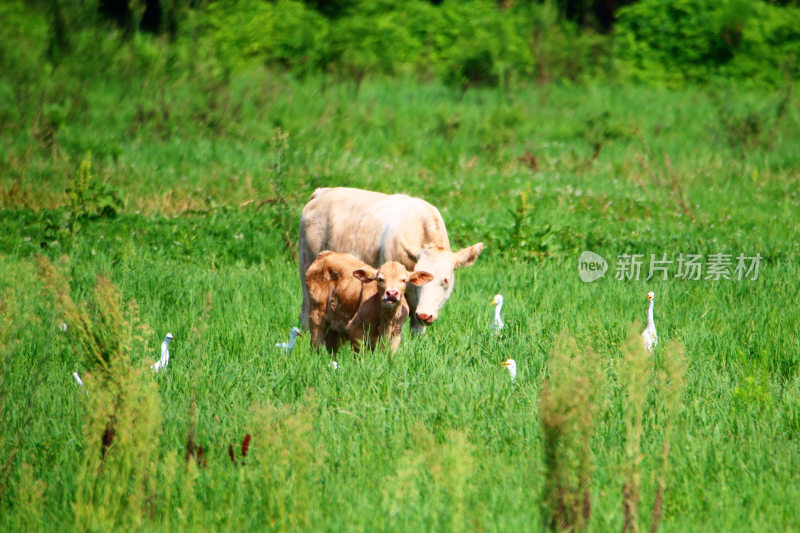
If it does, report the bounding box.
[401,278,409,283]
[442,277,450,287]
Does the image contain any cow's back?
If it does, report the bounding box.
[300,187,449,267]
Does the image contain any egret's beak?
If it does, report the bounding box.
[490,297,496,305]
[501,361,511,367]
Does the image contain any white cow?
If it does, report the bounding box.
[299,187,484,333]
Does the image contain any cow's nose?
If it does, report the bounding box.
[385,289,400,300]
[416,312,434,324]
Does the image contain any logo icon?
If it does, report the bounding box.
[578,251,607,282]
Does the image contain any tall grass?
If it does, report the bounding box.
[0,67,798,531]
[539,333,603,532]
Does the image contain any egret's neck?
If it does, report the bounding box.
[494,302,503,321]
[647,300,654,326]
[288,331,298,349]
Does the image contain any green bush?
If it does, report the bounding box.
[436,1,535,89]
[197,0,605,87]
[614,0,800,85]
[203,0,330,75]
[331,1,428,78]
[325,0,608,88]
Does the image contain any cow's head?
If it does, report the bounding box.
[353,261,433,311]
[404,242,484,325]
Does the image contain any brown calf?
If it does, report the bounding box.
[305,251,433,354]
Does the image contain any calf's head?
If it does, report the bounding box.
[353,261,433,311]
[405,242,484,325]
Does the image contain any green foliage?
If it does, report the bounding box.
[383,425,477,531]
[269,127,297,252]
[332,1,428,79]
[38,256,152,371]
[709,83,794,153]
[198,0,603,87]
[72,353,162,531]
[498,190,586,260]
[5,0,800,91]
[64,153,124,240]
[0,23,799,528]
[32,261,161,530]
[204,0,330,74]
[618,329,687,533]
[68,153,92,221]
[14,463,45,533]
[539,333,603,532]
[246,397,327,529]
[614,0,800,85]
[732,373,773,409]
[434,1,534,90]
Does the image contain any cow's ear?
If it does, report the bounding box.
[409,271,434,286]
[454,242,484,268]
[353,267,377,283]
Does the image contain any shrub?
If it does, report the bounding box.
[37,257,161,530]
[435,1,534,89]
[614,0,800,85]
[617,326,686,533]
[539,333,604,532]
[197,0,602,87]
[331,1,428,79]
[203,0,330,75]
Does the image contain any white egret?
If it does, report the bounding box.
[329,361,339,370]
[641,291,658,352]
[501,359,517,381]
[152,333,174,372]
[276,327,303,353]
[73,372,84,387]
[491,294,504,332]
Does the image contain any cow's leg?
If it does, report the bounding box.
[389,332,402,353]
[298,245,312,329]
[326,331,345,353]
[347,333,362,355]
[309,316,326,352]
[346,320,364,355]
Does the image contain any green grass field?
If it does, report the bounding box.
[1,67,800,531]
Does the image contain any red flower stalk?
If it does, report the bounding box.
[185,432,196,465]
[197,445,206,468]
[241,434,251,459]
[101,422,116,460]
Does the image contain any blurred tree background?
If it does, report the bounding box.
[1,0,797,173]
[2,0,798,94]
[1,5,799,529]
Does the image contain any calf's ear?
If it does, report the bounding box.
[352,267,378,283]
[409,271,434,286]
[454,242,484,268]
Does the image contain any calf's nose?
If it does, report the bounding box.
[416,312,435,324]
[385,289,400,300]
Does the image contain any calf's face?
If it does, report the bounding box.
[353,262,433,310]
